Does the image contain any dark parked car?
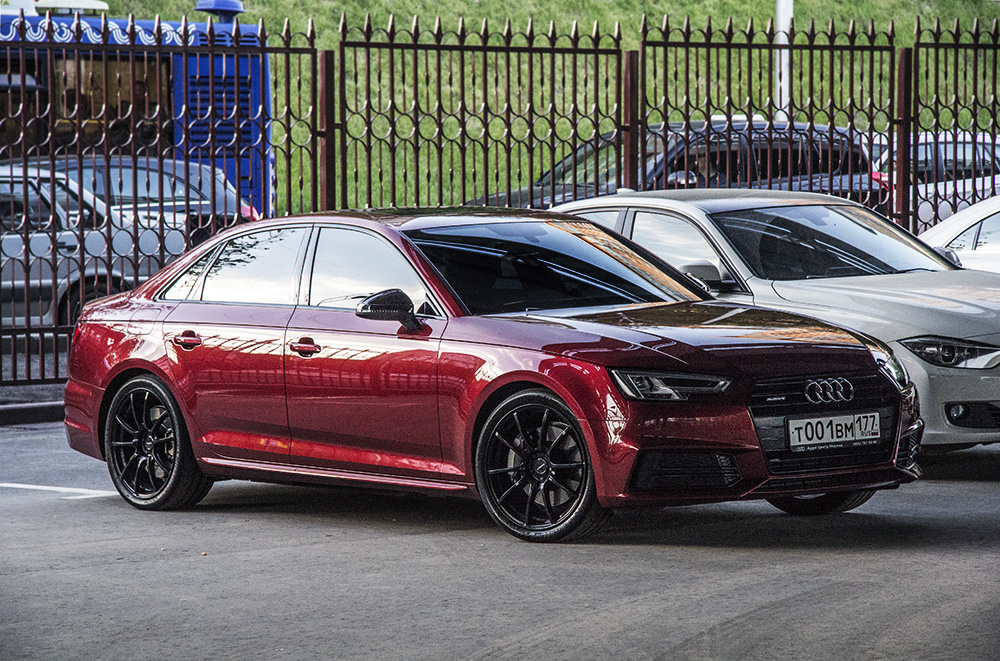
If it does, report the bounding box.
[474,117,885,213]
[65,208,921,541]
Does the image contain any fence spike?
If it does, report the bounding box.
[363,12,372,36]
[571,20,579,40]
[867,19,875,42]
[592,20,599,41]
[258,17,266,44]
[547,20,556,41]
[457,15,465,39]
[339,12,347,37]
[953,17,960,38]
[847,18,856,39]
[481,17,489,39]
[933,17,940,38]
[973,17,980,40]
[746,16,754,38]
[206,16,215,43]
[764,16,773,39]
[639,13,647,35]
[993,18,999,44]
[887,19,895,41]
[682,15,691,38]
[280,17,289,40]
[503,17,512,39]
[434,15,442,39]
[662,14,669,34]
[411,15,419,36]
[526,17,534,40]
[232,15,241,40]
[705,15,712,37]
[386,13,394,36]
[614,21,621,42]
[179,14,187,46]
[725,16,733,38]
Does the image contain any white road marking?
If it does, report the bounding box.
[0,482,117,499]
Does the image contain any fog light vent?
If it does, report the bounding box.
[630,451,742,490]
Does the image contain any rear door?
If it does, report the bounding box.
[161,225,310,462]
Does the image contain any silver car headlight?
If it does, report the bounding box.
[610,369,732,401]
[864,340,909,389]
[900,336,1000,370]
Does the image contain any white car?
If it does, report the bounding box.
[554,189,1000,452]
[919,195,1000,273]
[1,165,186,325]
[873,132,1000,228]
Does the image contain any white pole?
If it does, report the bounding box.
[775,0,793,123]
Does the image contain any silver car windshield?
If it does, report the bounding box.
[709,204,954,280]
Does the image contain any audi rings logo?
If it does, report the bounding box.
[804,378,855,404]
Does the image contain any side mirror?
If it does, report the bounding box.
[356,289,423,332]
[681,260,723,284]
[664,170,699,187]
[933,246,963,268]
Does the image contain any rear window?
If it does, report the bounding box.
[404,220,703,315]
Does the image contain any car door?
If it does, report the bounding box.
[625,208,754,304]
[285,225,446,479]
[161,225,310,462]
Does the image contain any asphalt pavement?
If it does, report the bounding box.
[2,422,999,660]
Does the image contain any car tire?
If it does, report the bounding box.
[104,375,213,510]
[62,280,122,326]
[766,489,876,516]
[475,390,610,542]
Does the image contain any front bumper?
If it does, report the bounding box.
[590,375,922,509]
[894,345,1000,447]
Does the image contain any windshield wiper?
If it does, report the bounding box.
[892,267,934,274]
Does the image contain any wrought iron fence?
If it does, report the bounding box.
[2,13,999,384]
[1,12,319,383]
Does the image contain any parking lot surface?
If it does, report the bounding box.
[2,422,999,660]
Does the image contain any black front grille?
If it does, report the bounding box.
[630,451,742,490]
[749,372,900,474]
[895,422,923,470]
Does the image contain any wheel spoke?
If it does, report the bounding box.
[151,452,172,475]
[151,434,175,447]
[549,475,579,499]
[129,391,143,432]
[115,414,140,437]
[551,461,585,471]
[513,411,531,450]
[544,427,570,457]
[144,455,158,489]
[493,431,526,459]
[121,454,141,492]
[488,465,522,476]
[541,483,557,524]
[141,391,151,430]
[497,476,527,505]
[538,409,550,450]
[523,481,538,526]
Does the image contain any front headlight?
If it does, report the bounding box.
[609,369,732,401]
[900,336,1000,369]
[864,339,909,389]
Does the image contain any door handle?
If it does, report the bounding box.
[172,331,203,349]
[56,240,78,251]
[289,338,321,357]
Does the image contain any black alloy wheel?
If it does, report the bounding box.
[104,375,213,509]
[475,390,609,542]
[766,489,877,515]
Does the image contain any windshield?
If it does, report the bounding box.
[404,220,704,315]
[709,204,953,280]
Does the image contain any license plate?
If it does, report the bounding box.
[787,412,881,450]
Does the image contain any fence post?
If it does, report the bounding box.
[319,50,339,211]
[622,49,640,191]
[894,46,913,231]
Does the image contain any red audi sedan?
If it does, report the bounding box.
[64,209,923,541]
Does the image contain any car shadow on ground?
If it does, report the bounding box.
[917,444,1000,482]
[177,444,1000,547]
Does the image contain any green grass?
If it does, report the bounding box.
[101,0,1000,212]
[111,0,1000,49]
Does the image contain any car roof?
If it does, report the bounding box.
[575,189,855,215]
[218,206,584,236]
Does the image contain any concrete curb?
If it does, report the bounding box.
[0,401,65,426]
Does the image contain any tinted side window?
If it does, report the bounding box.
[575,209,620,230]
[200,227,307,304]
[309,227,433,314]
[0,180,52,232]
[751,135,815,180]
[947,222,980,251]
[631,211,722,269]
[160,250,217,300]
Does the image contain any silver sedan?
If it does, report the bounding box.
[554,189,1000,452]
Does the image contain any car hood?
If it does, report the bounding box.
[449,300,874,378]
[766,269,1000,342]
